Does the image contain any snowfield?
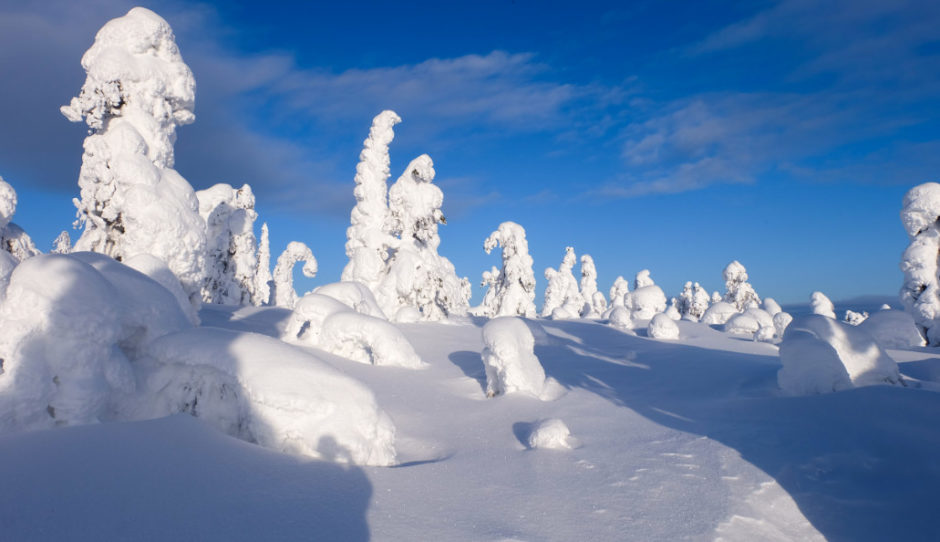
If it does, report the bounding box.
[2,305,938,541]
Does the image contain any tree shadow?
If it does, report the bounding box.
[533,318,940,541]
[448,350,487,394]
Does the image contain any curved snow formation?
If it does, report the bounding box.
[481,317,546,398]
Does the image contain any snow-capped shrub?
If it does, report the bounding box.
[664,298,682,321]
[198,183,260,306]
[634,269,654,289]
[481,317,546,398]
[377,154,471,321]
[725,313,761,336]
[550,306,576,320]
[319,311,424,369]
[857,310,926,349]
[580,254,604,317]
[124,253,199,326]
[844,310,869,326]
[313,281,387,319]
[744,307,774,329]
[0,254,192,431]
[608,306,633,331]
[541,247,582,317]
[648,313,680,340]
[51,231,71,254]
[626,284,667,320]
[810,291,836,318]
[476,222,536,318]
[342,110,400,290]
[701,301,738,325]
[723,261,760,310]
[271,241,317,308]
[526,418,575,450]
[609,276,630,309]
[61,7,207,306]
[0,177,40,263]
[773,311,793,338]
[762,297,782,316]
[778,315,903,395]
[138,327,397,465]
[283,293,351,344]
[899,182,940,344]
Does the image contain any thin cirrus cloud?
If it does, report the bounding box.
[598,0,940,200]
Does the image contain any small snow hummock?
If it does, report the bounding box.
[844,310,869,326]
[701,301,738,325]
[857,310,926,348]
[526,418,575,450]
[778,315,904,395]
[474,222,537,318]
[481,317,546,398]
[648,313,680,340]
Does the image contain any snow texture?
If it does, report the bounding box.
[476,222,536,318]
[481,317,546,398]
[271,241,317,308]
[778,315,903,395]
[648,313,680,340]
[61,7,207,306]
[197,183,260,306]
[138,327,397,465]
[723,261,760,310]
[810,291,836,318]
[525,418,575,450]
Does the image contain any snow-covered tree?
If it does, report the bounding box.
[691,283,710,320]
[579,254,604,317]
[844,310,869,326]
[608,276,630,309]
[810,291,836,318]
[253,223,272,306]
[342,111,400,290]
[541,247,582,317]
[900,182,940,344]
[722,261,760,311]
[476,222,536,318]
[197,184,259,305]
[52,231,71,254]
[60,7,207,306]
[0,177,40,262]
[634,269,654,290]
[377,154,471,320]
[271,241,318,308]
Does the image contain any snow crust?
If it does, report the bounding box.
[481,317,546,398]
[778,315,903,395]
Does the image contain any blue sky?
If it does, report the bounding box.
[1,0,938,305]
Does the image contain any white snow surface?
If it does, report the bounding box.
[1,304,939,540]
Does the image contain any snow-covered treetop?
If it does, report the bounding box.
[810,291,836,319]
[723,260,748,284]
[387,154,443,248]
[0,177,16,230]
[901,182,940,238]
[60,7,195,168]
[481,221,536,317]
[722,260,760,310]
[634,269,654,289]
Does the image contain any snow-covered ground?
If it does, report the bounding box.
[2,305,937,541]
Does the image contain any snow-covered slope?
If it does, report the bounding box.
[2,307,938,541]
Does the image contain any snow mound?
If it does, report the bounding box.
[319,311,425,369]
[608,306,635,331]
[857,310,926,349]
[778,315,904,395]
[283,293,351,344]
[139,327,397,465]
[773,311,793,338]
[526,418,575,450]
[648,313,680,340]
[0,254,192,431]
[702,301,738,325]
[810,291,836,318]
[314,281,388,319]
[725,313,761,336]
[124,253,199,325]
[481,317,547,398]
[626,284,667,320]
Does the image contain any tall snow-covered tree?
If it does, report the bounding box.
[476,222,536,318]
[580,254,604,317]
[0,177,40,262]
[677,281,710,321]
[197,183,259,305]
[609,276,630,308]
[52,232,72,254]
[900,182,940,344]
[342,110,401,290]
[253,222,272,306]
[271,241,318,308]
[541,247,582,318]
[634,269,654,290]
[60,7,207,306]
[722,261,760,311]
[378,154,471,320]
